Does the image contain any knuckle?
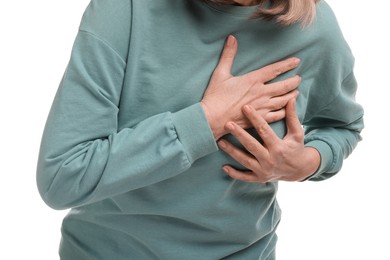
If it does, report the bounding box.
[244,157,254,168]
[222,51,234,60]
[256,122,269,135]
[272,145,283,156]
[246,141,258,153]
[272,67,283,77]
[263,171,274,181]
[244,73,258,86]
[272,62,290,77]
[242,174,254,182]
[279,80,289,91]
[275,99,286,110]
[261,65,281,81]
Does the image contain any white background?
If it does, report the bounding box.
[0,1,388,259]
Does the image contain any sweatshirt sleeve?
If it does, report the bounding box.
[297,1,364,182]
[36,0,218,210]
[303,71,364,181]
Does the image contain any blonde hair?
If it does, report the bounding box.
[203,0,320,26]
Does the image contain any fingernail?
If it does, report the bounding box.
[226,35,236,47]
[223,166,230,174]
[293,58,300,65]
[218,140,227,149]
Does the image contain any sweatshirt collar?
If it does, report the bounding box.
[203,2,260,18]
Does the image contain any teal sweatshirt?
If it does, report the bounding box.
[37,0,364,259]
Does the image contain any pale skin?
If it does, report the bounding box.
[200,34,321,182]
[232,0,261,6]
[201,35,301,140]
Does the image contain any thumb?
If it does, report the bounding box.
[214,35,238,78]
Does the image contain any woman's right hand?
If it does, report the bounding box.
[201,35,301,140]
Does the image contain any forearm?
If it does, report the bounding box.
[36,30,218,209]
[37,105,217,210]
[302,67,364,181]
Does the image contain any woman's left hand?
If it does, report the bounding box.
[217,99,321,183]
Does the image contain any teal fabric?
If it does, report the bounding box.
[37,0,364,259]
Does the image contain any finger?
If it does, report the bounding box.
[246,57,300,83]
[264,109,285,124]
[224,121,268,158]
[269,89,299,110]
[266,75,301,97]
[214,35,238,77]
[222,166,259,182]
[252,89,298,112]
[218,139,260,170]
[242,105,280,148]
[285,99,303,139]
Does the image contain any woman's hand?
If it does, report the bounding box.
[217,99,321,182]
[201,35,301,140]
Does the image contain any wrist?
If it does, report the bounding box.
[200,101,225,140]
[301,146,321,180]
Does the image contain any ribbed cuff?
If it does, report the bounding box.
[172,103,218,163]
[304,140,334,181]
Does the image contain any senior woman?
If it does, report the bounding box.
[37,0,363,259]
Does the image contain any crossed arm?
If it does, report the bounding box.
[200,35,321,183]
[218,101,321,182]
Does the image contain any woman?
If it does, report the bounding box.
[37,0,363,259]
